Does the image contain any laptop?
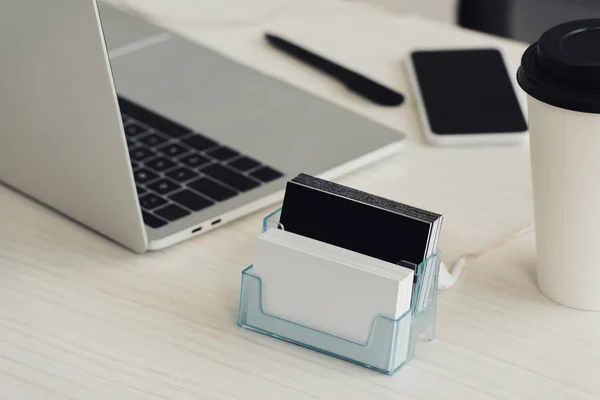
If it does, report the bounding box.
[0,0,405,252]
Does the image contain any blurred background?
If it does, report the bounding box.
[362,0,600,42]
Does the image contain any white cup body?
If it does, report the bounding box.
[528,96,600,310]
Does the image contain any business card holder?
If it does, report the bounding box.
[237,209,441,375]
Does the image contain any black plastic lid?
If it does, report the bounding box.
[518,19,600,114]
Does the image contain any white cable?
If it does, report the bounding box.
[438,224,533,290]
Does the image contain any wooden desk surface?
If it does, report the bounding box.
[2,1,600,398]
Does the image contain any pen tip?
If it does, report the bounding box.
[264,34,275,45]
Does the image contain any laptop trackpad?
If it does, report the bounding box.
[97,3,166,51]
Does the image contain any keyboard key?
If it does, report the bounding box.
[123,122,147,138]
[131,160,142,170]
[129,146,155,161]
[169,190,214,211]
[228,156,260,171]
[250,166,284,183]
[138,133,169,147]
[188,177,237,201]
[159,143,188,157]
[200,164,260,192]
[179,153,210,169]
[126,135,136,146]
[136,185,148,196]
[121,114,131,125]
[152,120,191,138]
[139,193,168,210]
[166,167,197,182]
[147,178,180,195]
[154,204,190,221]
[206,146,239,161]
[142,211,168,228]
[145,157,177,172]
[181,134,218,152]
[118,97,192,138]
[133,168,159,184]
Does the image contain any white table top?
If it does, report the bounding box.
[2,1,600,398]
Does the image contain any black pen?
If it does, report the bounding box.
[265,33,404,107]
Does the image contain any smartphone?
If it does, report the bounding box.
[406,49,528,146]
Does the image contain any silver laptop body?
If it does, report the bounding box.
[0,0,405,252]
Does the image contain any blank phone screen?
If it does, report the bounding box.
[411,49,528,135]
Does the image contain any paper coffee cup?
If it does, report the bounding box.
[518,19,600,310]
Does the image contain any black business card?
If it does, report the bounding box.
[279,174,442,266]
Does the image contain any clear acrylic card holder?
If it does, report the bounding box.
[237,209,441,375]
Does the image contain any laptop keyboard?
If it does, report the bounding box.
[118,97,284,229]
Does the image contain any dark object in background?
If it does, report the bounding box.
[458,0,512,38]
[458,0,600,43]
